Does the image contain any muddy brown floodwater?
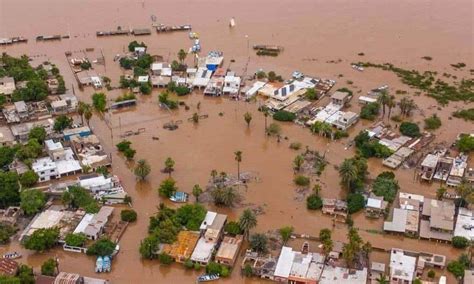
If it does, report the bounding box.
[1,0,473,283]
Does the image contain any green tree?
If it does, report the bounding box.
[399,97,416,117]
[306,194,322,210]
[64,233,87,247]
[23,227,60,252]
[83,104,93,126]
[279,226,294,245]
[18,265,35,284]
[61,185,99,213]
[41,258,57,276]
[377,90,390,118]
[457,134,474,153]
[436,187,447,200]
[305,88,318,100]
[239,209,257,240]
[0,224,16,244]
[19,170,38,188]
[243,264,253,277]
[178,49,187,64]
[158,252,174,265]
[376,274,389,284]
[139,235,159,259]
[164,157,175,177]
[0,171,20,208]
[158,178,177,198]
[451,236,469,248]
[342,228,363,268]
[53,115,73,132]
[86,238,116,256]
[121,209,137,222]
[20,189,45,215]
[347,193,365,214]
[134,159,151,181]
[92,92,107,113]
[360,102,380,120]
[249,233,268,253]
[192,184,203,202]
[244,112,252,128]
[234,150,242,180]
[273,110,296,122]
[28,126,47,144]
[455,182,474,207]
[267,123,281,136]
[0,146,16,169]
[372,174,399,203]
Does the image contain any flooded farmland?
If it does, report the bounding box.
[1,0,473,283]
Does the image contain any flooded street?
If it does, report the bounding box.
[1,0,473,283]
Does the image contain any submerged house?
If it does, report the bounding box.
[192,68,212,89]
[215,235,243,267]
[446,154,468,187]
[222,72,241,98]
[389,249,416,284]
[273,246,325,284]
[0,77,16,102]
[365,194,388,218]
[161,231,200,263]
[420,154,439,181]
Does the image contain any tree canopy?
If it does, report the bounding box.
[20,189,45,215]
[23,227,60,252]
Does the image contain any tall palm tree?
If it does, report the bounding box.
[234,151,242,180]
[77,101,87,125]
[84,105,93,126]
[339,159,358,190]
[377,90,389,118]
[263,109,269,135]
[134,159,151,181]
[293,155,304,172]
[455,181,473,208]
[178,49,187,64]
[387,95,396,119]
[399,97,417,117]
[239,209,257,240]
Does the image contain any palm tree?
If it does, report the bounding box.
[178,49,187,64]
[134,159,151,181]
[84,105,93,126]
[210,170,218,183]
[164,157,175,177]
[376,274,389,284]
[312,184,322,196]
[244,112,252,128]
[211,187,237,207]
[192,184,203,203]
[399,97,416,117]
[387,95,396,119]
[263,109,269,135]
[293,155,304,172]
[77,101,87,125]
[234,151,243,180]
[239,209,257,240]
[455,181,473,208]
[339,159,358,190]
[377,90,389,118]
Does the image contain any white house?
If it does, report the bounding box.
[222,72,241,97]
[151,63,172,76]
[389,249,416,284]
[33,140,82,182]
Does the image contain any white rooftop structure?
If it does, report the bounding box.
[274,246,295,278]
[151,63,172,77]
[0,77,15,95]
[45,139,63,152]
[367,197,383,209]
[319,267,368,284]
[223,74,241,95]
[137,75,149,83]
[390,249,416,283]
[421,154,439,169]
[190,237,216,264]
[200,211,217,230]
[192,67,212,88]
[454,208,474,241]
[244,81,266,98]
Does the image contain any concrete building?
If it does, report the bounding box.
[215,235,243,267]
[365,194,388,218]
[0,126,15,146]
[454,208,474,241]
[0,77,15,101]
[419,199,455,242]
[10,119,54,142]
[33,140,82,182]
[222,72,241,97]
[383,208,419,236]
[319,267,367,284]
[190,211,227,265]
[389,248,416,284]
[273,246,326,284]
[330,91,351,106]
[161,231,200,263]
[73,206,113,240]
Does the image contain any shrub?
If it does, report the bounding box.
[306,194,322,210]
[457,134,474,153]
[289,142,302,150]
[184,259,194,269]
[273,110,296,122]
[249,233,268,253]
[224,221,242,236]
[174,86,191,96]
[294,175,310,187]
[158,252,173,265]
[86,238,116,256]
[305,89,318,100]
[360,102,380,120]
[453,108,474,121]
[41,258,56,276]
[23,227,59,252]
[65,233,87,247]
[400,122,420,137]
[158,178,177,198]
[451,236,469,248]
[0,224,16,244]
[427,270,435,278]
[372,173,399,203]
[121,209,137,222]
[19,170,39,187]
[424,114,442,130]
